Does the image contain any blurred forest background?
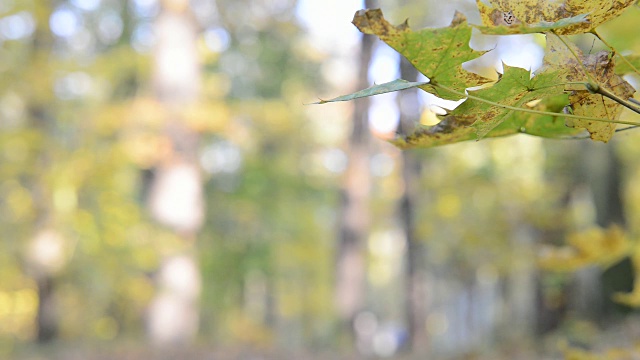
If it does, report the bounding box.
[2,0,640,359]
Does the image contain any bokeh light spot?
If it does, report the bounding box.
[0,11,35,40]
[204,27,230,53]
[71,0,101,12]
[50,7,81,38]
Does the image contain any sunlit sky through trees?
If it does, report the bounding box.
[18,0,546,136]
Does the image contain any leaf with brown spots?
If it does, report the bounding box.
[475,0,589,35]
[450,64,568,139]
[565,53,636,142]
[478,0,636,35]
[391,94,584,149]
[545,35,636,142]
[352,9,490,100]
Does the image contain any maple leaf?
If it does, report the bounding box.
[538,225,630,272]
[352,9,490,100]
[315,7,639,149]
[489,94,584,138]
[391,94,584,149]
[478,0,636,35]
[475,1,588,35]
[454,64,568,139]
[392,64,580,148]
[545,35,636,142]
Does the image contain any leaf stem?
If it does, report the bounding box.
[431,83,640,128]
[591,29,640,76]
[533,82,583,91]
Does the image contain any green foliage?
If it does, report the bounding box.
[318,2,640,148]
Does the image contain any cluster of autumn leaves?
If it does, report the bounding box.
[320,0,640,147]
[318,0,640,308]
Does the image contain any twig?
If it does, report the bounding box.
[591,29,640,76]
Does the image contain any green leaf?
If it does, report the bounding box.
[313,79,427,104]
[492,94,585,139]
[352,9,490,100]
[462,64,568,139]
[391,94,583,149]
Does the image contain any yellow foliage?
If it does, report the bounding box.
[227,310,273,346]
[563,343,640,360]
[538,225,630,272]
[94,103,130,135]
[93,316,119,340]
[127,97,168,128]
[563,347,600,360]
[122,133,172,168]
[436,193,462,219]
[183,101,231,133]
[0,288,38,340]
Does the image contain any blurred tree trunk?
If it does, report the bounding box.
[335,0,377,341]
[146,0,204,346]
[28,5,58,343]
[571,144,633,321]
[35,276,56,342]
[504,217,536,343]
[397,57,427,352]
[595,146,634,314]
[30,108,59,345]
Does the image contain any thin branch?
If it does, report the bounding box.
[586,83,640,115]
[553,31,640,116]
[533,81,587,91]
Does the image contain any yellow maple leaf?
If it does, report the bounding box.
[478,0,636,35]
[538,225,630,272]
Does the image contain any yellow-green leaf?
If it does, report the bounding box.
[544,35,636,141]
[538,226,630,272]
[479,0,636,35]
[475,1,589,35]
[352,9,490,100]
